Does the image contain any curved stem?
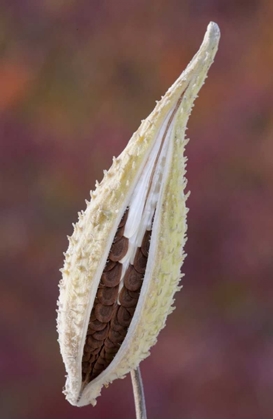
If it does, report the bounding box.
[130,365,147,419]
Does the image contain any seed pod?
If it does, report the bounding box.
[57,22,220,407]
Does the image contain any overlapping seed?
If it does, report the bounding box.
[82,208,152,383]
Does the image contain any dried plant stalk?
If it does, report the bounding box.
[131,366,147,419]
[57,22,220,408]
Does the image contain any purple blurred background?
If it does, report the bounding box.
[1,0,273,418]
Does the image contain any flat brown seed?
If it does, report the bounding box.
[108,328,126,343]
[89,311,97,322]
[133,247,147,274]
[82,353,91,362]
[83,342,93,353]
[104,259,116,272]
[105,353,115,362]
[88,317,106,332]
[89,353,100,364]
[92,324,110,340]
[105,346,120,356]
[104,337,118,350]
[114,224,125,241]
[117,305,132,327]
[95,303,116,323]
[110,313,127,332]
[141,230,151,257]
[126,306,136,317]
[87,334,102,349]
[83,344,101,358]
[124,265,143,291]
[98,347,107,358]
[119,287,139,308]
[82,362,90,373]
[92,364,105,376]
[108,236,129,262]
[95,354,106,367]
[97,285,119,306]
[91,346,102,356]
[128,289,140,298]
[101,262,122,287]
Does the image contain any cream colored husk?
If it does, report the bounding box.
[57,22,220,407]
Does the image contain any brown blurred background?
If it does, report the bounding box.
[1,0,273,418]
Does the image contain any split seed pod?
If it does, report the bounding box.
[57,22,220,407]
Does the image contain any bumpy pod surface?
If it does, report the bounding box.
[57,22,220,407]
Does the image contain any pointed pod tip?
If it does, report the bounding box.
[206,21,221,43]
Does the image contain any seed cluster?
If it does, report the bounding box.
[82,209,152,383]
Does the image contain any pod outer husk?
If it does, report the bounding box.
[57,22,220,406]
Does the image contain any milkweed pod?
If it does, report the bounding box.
[57,22,220,407]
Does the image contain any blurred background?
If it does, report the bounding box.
[1,0,273,418]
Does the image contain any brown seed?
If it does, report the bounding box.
[97,285,119,306]
[88,318,106,332]
[99,349,115,365]
[82,353,90,362]
[129,289,140,298]
[104,337,118,350]
[87,334,102,349]
[101,262,122,287]
[95,303,116,323]
[83,343,101,358]
[133,248,147,274]
[89,353,99,364]
[92,324,110,340]
[82,362,90,373]
[117,305,132,327]
[92,363,105,376]
[124,265,143,291]
[110,312,127,332]
[104,259,116,272]
[89,311,97,321]
[93,345,102,355]
[105,346,120,356]
[126,306,136,317]
[109,236,129,262]
[114,224,125,241]
[93,361,105,369]
[98,347,106,358]
[99,352,111,366]
[105,352,115,362]
[108,328,126,343]
[119,287,139,308]
[83,342,93,353]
